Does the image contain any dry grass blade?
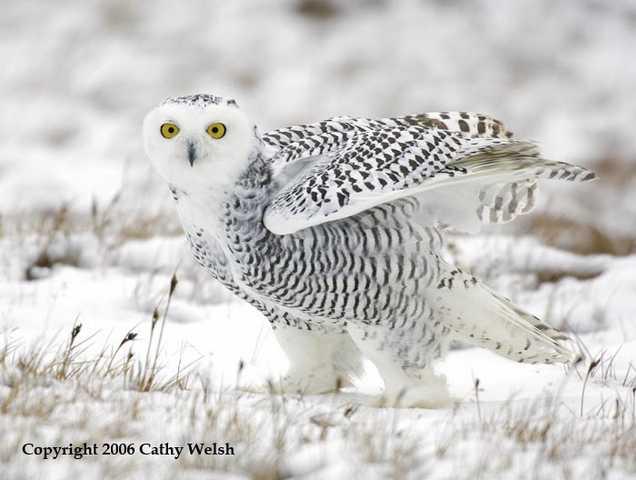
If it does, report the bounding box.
[140,271,179,391]
[580,353,603,417]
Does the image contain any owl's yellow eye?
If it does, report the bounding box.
[207,122,226,139]
[160,123,180,139]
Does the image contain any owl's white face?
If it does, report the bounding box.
[143,96,256,196]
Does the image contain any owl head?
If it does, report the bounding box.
[143,94,257,194]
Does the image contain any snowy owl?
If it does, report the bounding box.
[143,94,595,407]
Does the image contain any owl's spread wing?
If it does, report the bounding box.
[263,113,596,235]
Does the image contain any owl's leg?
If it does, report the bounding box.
[270,326,365,395]
[347,323,452,408]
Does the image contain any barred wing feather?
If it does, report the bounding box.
[264,114,596,234]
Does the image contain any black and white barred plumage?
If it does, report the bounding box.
[143,94,595,407]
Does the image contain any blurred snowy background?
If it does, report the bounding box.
[1,1,636,479]
[2,0,636,223]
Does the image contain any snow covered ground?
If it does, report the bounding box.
[1,1,635,479]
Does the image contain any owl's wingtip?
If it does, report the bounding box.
[581,170,598,182]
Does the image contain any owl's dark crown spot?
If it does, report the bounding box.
[163,94,239,109]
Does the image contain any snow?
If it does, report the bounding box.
[2,1,636,479]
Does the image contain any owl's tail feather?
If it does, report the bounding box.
[440,274,578,364]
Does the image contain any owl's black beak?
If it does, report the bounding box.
[186,141,197,167]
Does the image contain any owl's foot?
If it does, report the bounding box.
[234,363,344,395]
[234,363,272,393]
[377,369,454,408]
[270,327,364,395]
[346,323,454,408]
[379,380,454,409]
[269,366,345,395]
